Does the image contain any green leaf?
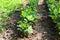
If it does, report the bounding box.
[53,8,58,15]
[59,8,60,13]
[26,26,33,34]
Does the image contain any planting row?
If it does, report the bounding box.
[46,0,60,34]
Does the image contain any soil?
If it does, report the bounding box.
[2,11,21,40]
[0,0,59,40]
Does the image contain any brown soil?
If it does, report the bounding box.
[17,30,43,40]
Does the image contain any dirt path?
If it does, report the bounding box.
[33,0,58,40]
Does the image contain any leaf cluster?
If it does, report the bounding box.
[46,0,60,34]
[17,0,38,36]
